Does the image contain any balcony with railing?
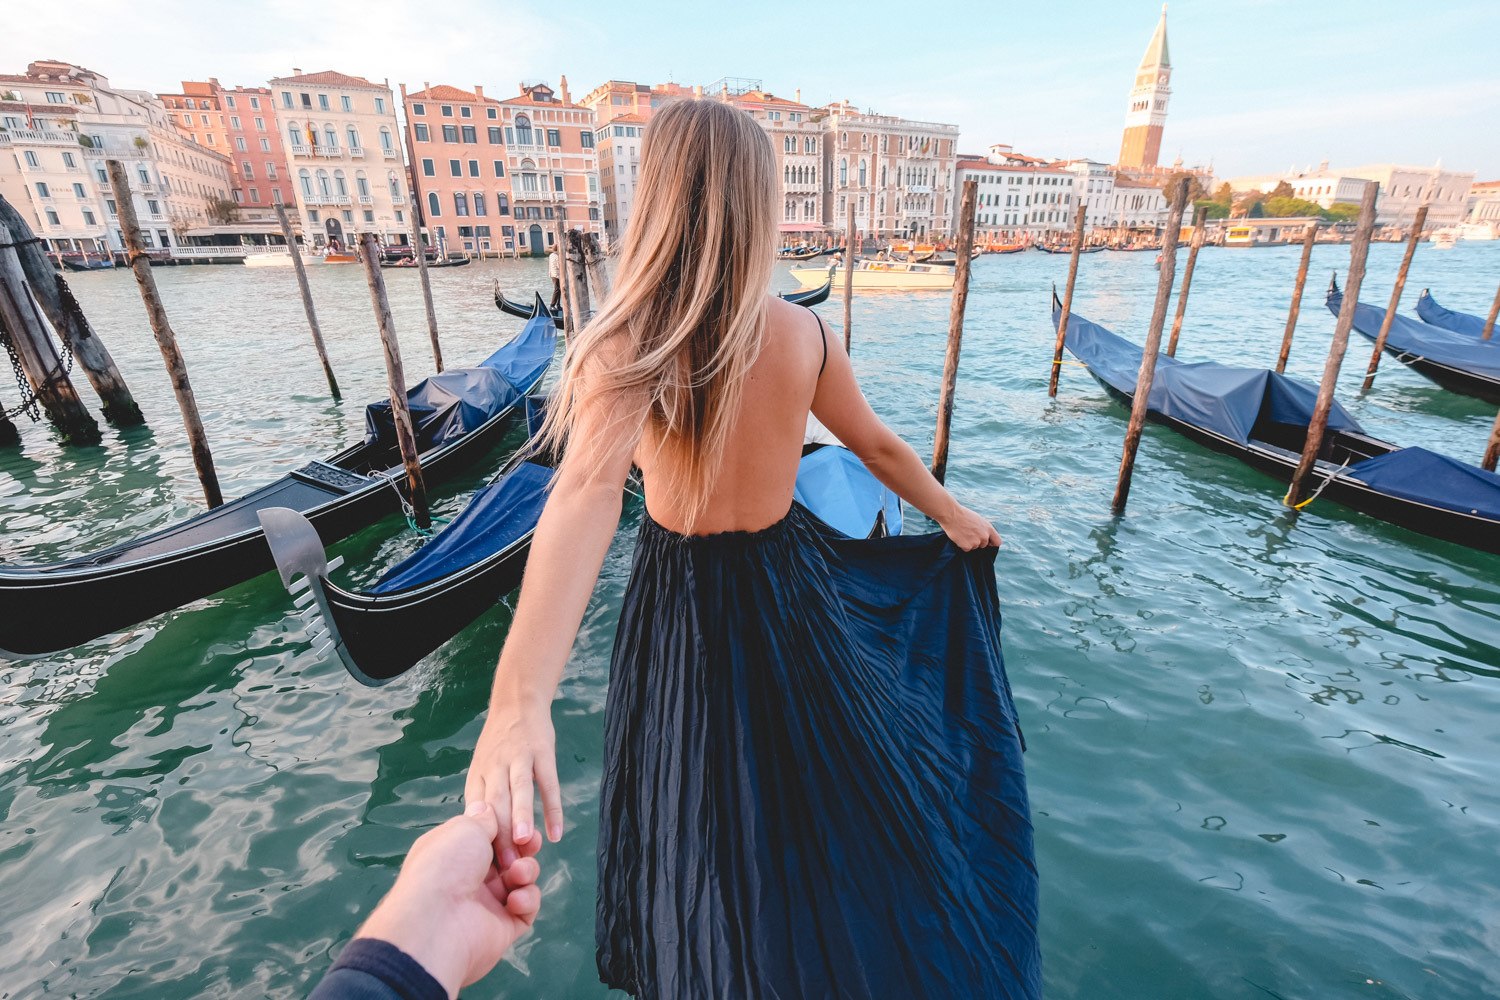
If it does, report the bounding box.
[347,146,365,158]
[0,128,80,148]
[391,192,406,204]
[357,194,374,206]
[381,147,398,159]
[314,146,342,158]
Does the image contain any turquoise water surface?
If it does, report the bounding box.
[1,243,1497,998]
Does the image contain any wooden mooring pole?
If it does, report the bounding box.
[552,219,572,334]
[1,194,142,424]
[358,231,429,529]
[1110,177,1190,515]
[1275,221,1319,374]
[1361,203,1428,392]
[1047,201,1088,396]
[108,160,221,503]
[931,178,979,485]
[1483,408,1500,472]
[275,204,340,400]
[1165,208,1206,358]
[566,228,591,324]
[1284,182,1379,508]
[408,194,443,372]
[0,238,101,444]
[842,202,856,353]
[583,232,610,306]
[1482,282,1499,342]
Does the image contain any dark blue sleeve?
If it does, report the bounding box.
[308,937,448,1000]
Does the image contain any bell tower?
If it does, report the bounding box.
[1119,5,1171,169]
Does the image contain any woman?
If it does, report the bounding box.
[468,99,1039,998]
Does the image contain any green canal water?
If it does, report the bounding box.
[2,244,1498,999]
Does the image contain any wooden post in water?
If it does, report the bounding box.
[407,193,443,372]
[1361,203,1428,392]
[841,202,856,353]
[107,159,221,505]
[1110,177,1190,515]
[275,204,340,400]
[0,396,16,445]
[931,178,979,485]
[0,239,102,444]
[552,219,572,333]
[1482,282,1499,342]
[583,232,610,306]
[358,231,429,529]
[1047,201,1088,396]
[1165,208,1206,358]
[1284,182,1379,509]
[566,228,591,323]
[1275,221,1319,373]
[0,195,142,424]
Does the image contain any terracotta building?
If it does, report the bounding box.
[729,89,825,245]
[578,79,697,242]
[159,79,291,221]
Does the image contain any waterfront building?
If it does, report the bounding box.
[1059,159,1117,230]
[726,86,825,245]
[820,99,959,242]
[159,79,291,222]
[578,79,697,243]
[1464,179,1500,235]
[1118,6,1171,170]
[0,60,233,254]
[400,82,513,255]
[956,145,1077,241]
[267,69,406,248]
[1226,163,1476,228]
[1109,175,1170,231]
[493,79,600,255]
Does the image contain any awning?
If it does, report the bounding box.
[778,223,827,232]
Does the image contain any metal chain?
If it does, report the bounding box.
[0,323,40,422]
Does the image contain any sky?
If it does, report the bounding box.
[5,0,1498,180]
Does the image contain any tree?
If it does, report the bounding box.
[206,196,240,224]
[1264,196,1323,218]
[1213,182,1234,204]
[1194,198,1230,220]
[1247,200,1267,219]
[1323,202,1361,223]
[1160,171,1208,203]
[1269,180,1295,199]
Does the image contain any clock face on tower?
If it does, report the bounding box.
[1158,73,1168,84]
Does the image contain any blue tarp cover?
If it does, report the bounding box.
[795,445,902,538]
[1416,290,1487,337]
[1331,289,1500,380]
[1349,447,1500,520]
[364,313,556,451]
[371,460,552,593]
[1059,305,1363,443]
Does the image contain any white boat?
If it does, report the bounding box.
[1459,222,1497,242]
[243,251,294,267]
[1432,228,1458,250]
[789,259,954,291]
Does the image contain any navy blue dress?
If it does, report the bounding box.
[597,504,1040,999]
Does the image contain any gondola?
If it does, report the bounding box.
[1415,289,1493,338]
[1057,293,1500,554]
[380,256,472,269]
[495,276,833,322]
[778,248,822,261]
[59,256,115,272]
[260,414,902,684]
[0,301,558,658]
[1329,276,1500,403]
[1035,243,1104,254]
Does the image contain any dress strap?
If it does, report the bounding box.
[807,308,829,380]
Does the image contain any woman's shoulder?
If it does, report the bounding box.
[761,295,826,375]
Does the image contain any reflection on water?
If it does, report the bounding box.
[1,245,1498,998]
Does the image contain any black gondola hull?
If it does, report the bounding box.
[0,403,527,657]
[1374,348,1500,404]
[1087,375,1500,553]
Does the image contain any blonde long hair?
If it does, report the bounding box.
[538,98,778,528]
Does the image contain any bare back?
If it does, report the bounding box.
[635,295,825,535]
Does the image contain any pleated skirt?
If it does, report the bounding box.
[597,504,1039,999]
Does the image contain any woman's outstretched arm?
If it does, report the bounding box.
[467,370,642,865]
[810,322,1000,550]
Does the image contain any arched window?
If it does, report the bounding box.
[316,169,331,198]
[324,125,337,149]
[454,191,469,216]
[333,169,347,196]
[347,126,360,149]
[379,127,393,151]
[497,193,510,215]
[355,171,369,196]
[427,191,441,217]
[839,158,847,186]
[288,121,302,148]
[298,168,312,197]
[858,159,867,187]
[515,114,532,145]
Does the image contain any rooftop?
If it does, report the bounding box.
[268,69,386,91]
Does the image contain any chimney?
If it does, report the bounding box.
[693,84,703,97]
[474,84,484,101]
[795,88,801,103]
[293,67,302,76]
[559,75,570,104]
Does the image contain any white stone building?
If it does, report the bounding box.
[1,60,234,253]
[268,69,408,248]
[1109,176,1169,230]
[1227,162,1475,227]
[1059,159,1116,230]
[820,100,959,241]
[955,144,1077,240]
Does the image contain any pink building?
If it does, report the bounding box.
[497,79,600,255]
[159,79,291,220]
